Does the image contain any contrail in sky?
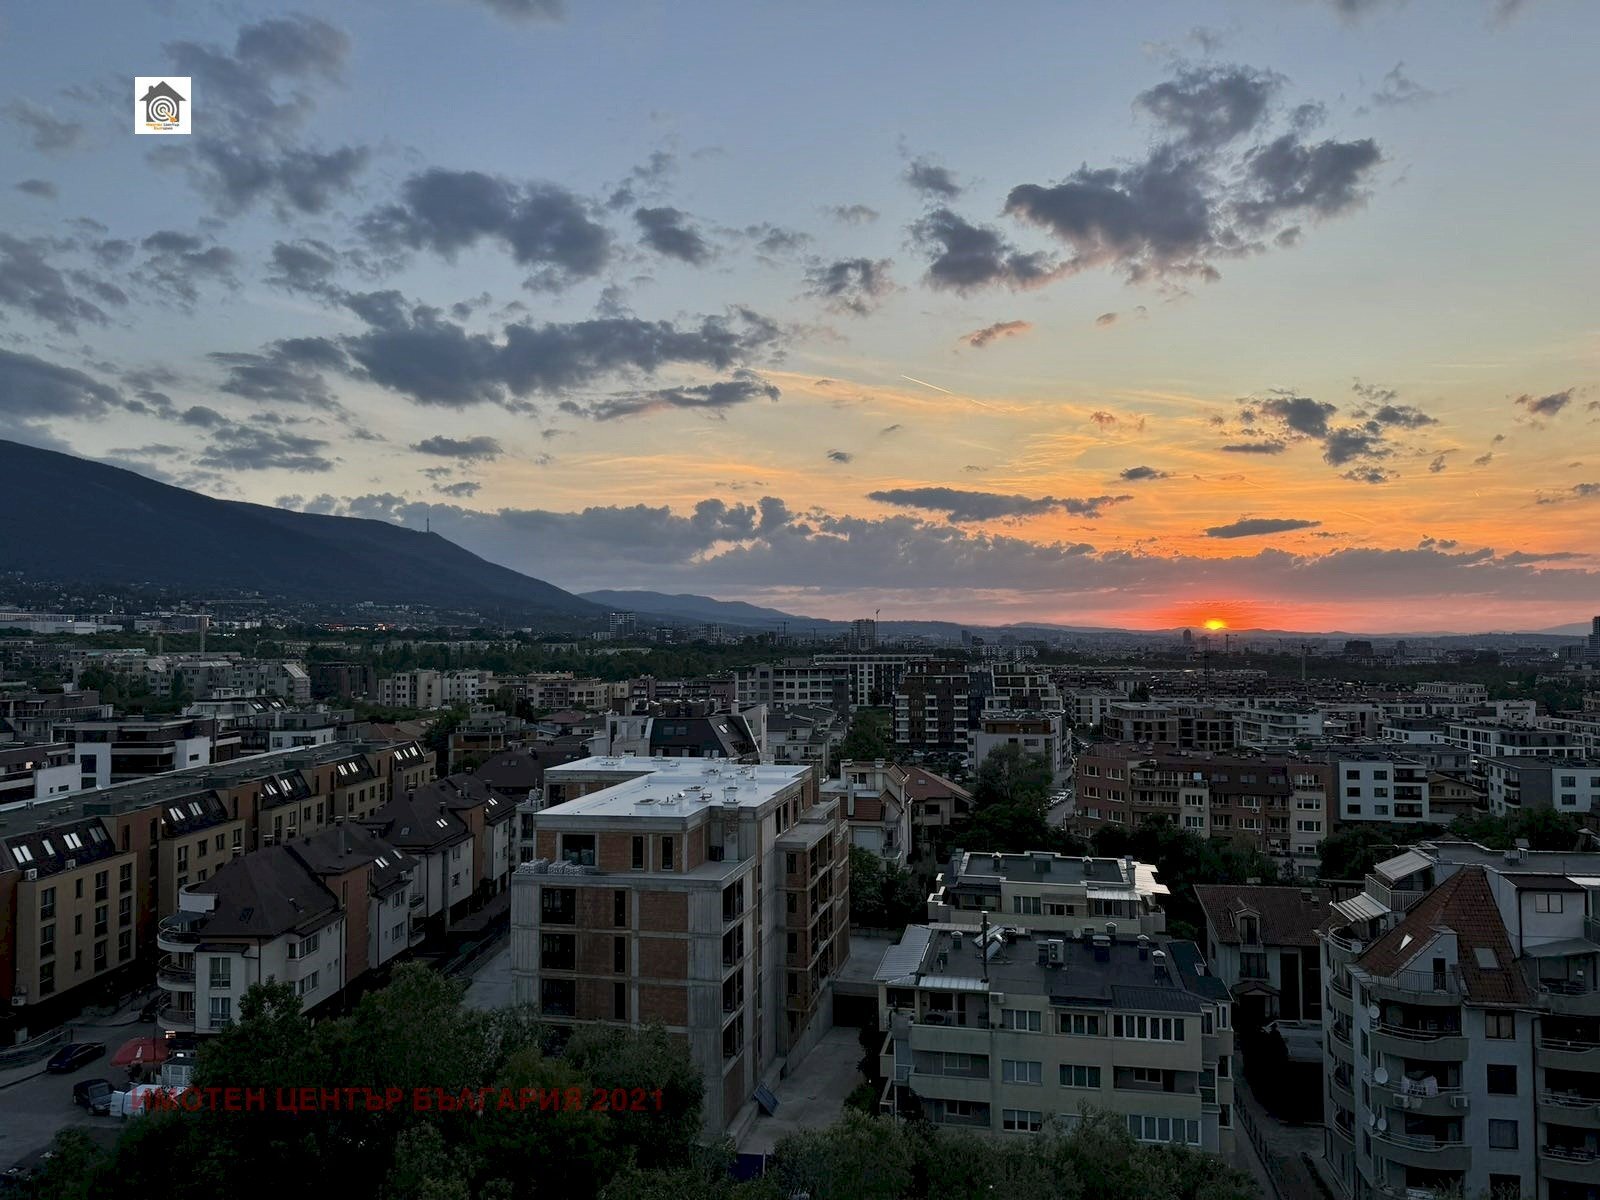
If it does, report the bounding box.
[900,374,999,410]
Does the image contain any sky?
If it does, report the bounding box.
[1,0,1596,634]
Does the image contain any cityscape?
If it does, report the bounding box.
[1,2,1596,1200]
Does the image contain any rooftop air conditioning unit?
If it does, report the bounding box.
[24,868,38,881]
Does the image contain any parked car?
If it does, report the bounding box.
[45,1042,106,1074]
[138,994,163,1023]
[71,1078,114,1115]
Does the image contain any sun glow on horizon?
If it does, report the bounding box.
[1203,618,1228,630]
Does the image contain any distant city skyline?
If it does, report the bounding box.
[1,0,1595,632]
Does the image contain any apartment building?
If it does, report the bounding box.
[54,716,216,790]
[1445,722,1576,761]
[510,757,847,1138]
[0,690,113,742]
[0,743,78,808]
[971,711,1068,782]
[1482,758,1600,822]
[735,663,851,714]
[822,758,911,868]
[1320,846,1600,1200]
[764,706,842,776]
[874,924,1236,1152]
[1328,752,1433,824]
[376,669,497,710]
[892,661,972,752]
[928,850,1168,936]
[360,787,475,941]
[1065,689,1122,730]
[812,652,933,707]
[1195,885,1331,1026]
[901,767,974,846]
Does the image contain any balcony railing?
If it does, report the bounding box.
[1374,1128,1467,1152]
[1540,1091,1600,1115]
[1332,974,1352,998]
[1542,1144,1600,1164]
[1376,1021,1463,1041]
[1371,967,1463,997]
[156,955,195,985]
[157,912,204,944]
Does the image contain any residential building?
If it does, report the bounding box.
[1445,722,1576,761]
[764,705,842,777]
[874,924,1236,1151]
[822,758,911,868]
[1065,689,1122,730]
[510,757,847,1138]
[1195,885,1331,1026]
[902,767,973,848]
[1328,752,1432,824]
[927,850,1168,936]
[1482,758,1600,822]
[971,711,1068,782]
[360,785,476,940]
[851,618,878,652]
[0,743,79,808]
[812,652,933,707]
[54,716,216,790]
[893,661,971,752]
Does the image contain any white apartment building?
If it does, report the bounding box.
[970,710,1068,782]
[821,758,912,868]
[1066,689,1122,730]
[1331,754,1432,824]
[1482,757,1600,819]
[928,850,1168,936]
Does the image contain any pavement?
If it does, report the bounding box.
[462,943,514,1011]
[1232,1050,1331,1200]
[737,1025,864,1157]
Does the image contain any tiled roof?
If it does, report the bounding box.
[903,769,972,803]
[1354,867,1530,1006]
[1195,884,1332,948]
[190,846,338,939]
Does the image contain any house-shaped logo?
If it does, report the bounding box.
[134,77,190,135]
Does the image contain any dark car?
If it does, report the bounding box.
[138,994,163,1023]
[45,1042,106,1074]
[71,1078,114,1115]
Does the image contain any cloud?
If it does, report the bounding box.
[905,158,963,198]
[564,370,780,421]
[1371,62,1437,108]
[0,234,125,332]
[1474,452,1495,467]
[826,449,853,463]
[960,320,1033,349]
[139,231,238,304]
[1428,455,1448,473]
[1095,312,1119,327]
[910,207,1061,293]
[745,223,811,259]
[3,100,84,153]
[867,486,1132,522]
[461,0,565,20]
[1220,440,1288,454]
[1257,393,1337,436]
[15,179,58,200]
[880,424,903,436]
[0,349,123,420]
[1089,410,1146,432]
[826,204,879,225]
[412,435,504,462]
[1515,389,1574,419]
[211,338,346,409]
[266,238,342,294]
[361,169,611,289]
[434,480,483,497]
[1119,465,1171,481]
[634,206,712,265]
[1205,517,1321,538]
[1536,483,1600,505]
[195,424,334,473]
[1341,466,1395,484]
[803,258,895,316]
[160,15,370,215]
[1134,64,1282,151]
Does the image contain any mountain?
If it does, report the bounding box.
[580,589,842,630]
[0,440,602,622]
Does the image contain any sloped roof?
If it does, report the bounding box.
[1195,884,1332,948]
[191,845,338,938]
[903,769,972,803]
[1374,849,1433,884]
[1354,867,1530,1005]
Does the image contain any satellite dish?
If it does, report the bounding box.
[1374,1067,1389,1085]
[1367,1112,1376,1127]
[1368,1004,1381,1020]
[1376,1118,1388,1133]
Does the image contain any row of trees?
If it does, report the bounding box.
[1317,807,1589,880]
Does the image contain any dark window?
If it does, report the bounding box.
[613,982,627,1021]
[560,834,596,867]
[1488,1120,1518,1150]
[1485,1012,1514,1039]
[661,836,675,872]
[539,933,575,970]
[94,905,108,937]
[540,887,576,925]
[93,941,107,972]
[1486,1064,1517,1095]
[539,979,575,1017]
[613,889,627,928]
[94,871,108,901]
[613,936,627,973]
[631,836,645,870]
[1488,1176,1522,1200]
[120,863,133,893]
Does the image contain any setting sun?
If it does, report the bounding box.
[1204,618,1228,631]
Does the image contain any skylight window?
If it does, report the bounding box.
[1398,934,1412,950]
[1474,947,1499,970]
[13,844,33,863]
[41,839,54,856]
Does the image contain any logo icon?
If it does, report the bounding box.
[135,78,190,135]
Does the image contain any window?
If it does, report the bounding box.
[541,887,576,925]
[1217,1055,1231,1078]
[540,933,576,970]
[560,834,596,867]
[614,936,627,973]
[1534,892,1564,914]
[1113,1014,1185,1041]
[39,961,55,996]
[1487,1119,1519,1150]
[289,932,320,959]
[118,931,132,962]
[94,905,108,937]
[94,870,108,901]
[613,982,627,1021]
[209,957,231,989]
[1127,1114,1201,1145]
[210,996,232,1024]
[540,979,575,1016]
[941,1053,974,1073]
[1012,895,1042,916]
[93,941,107,971]
[294,972,319,998]
[1001,1059,1042,1085]
[119,863,133,893]
[614,889,628,928]
[1060,1064,1101,1088]
[1240,952,1269,980]
[1486,1064,1517,1095]
[1058,1012,1101,1036]
[1002,1009,1042,1032]
[1485,1012,1514,1039]
[1002,1109,1043,1132]
[39,887,55,920]
[1218,1103,1231,1128]
[631,836,645,870]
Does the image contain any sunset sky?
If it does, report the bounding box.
[1,0,1595,632]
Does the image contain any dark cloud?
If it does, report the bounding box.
[1428,455,1448,473]
[1134,65,1281,151]
[605,150,675,211]
[1474,452,1495,467]
[1371,62,1437,108]
[210,337,346,408]
[1257,393,1336,436]
[803,258,895,316]
[1205,516,1321,538]
[15,179,58,200]
[462,0,565,20]
[1095,312,1119,327]
[1120,465,1171,481]
[961,320,1032,349]
[745,223,811,259]
[880,424,903,436]
[867,486,1132,522]
[434,480,483,497]
[1089,410,1146,432]
[564,370,780,421]
[1515,389,1574,419]
[160,16,370,215]
[1536,483,1600,505]
[634,206,712,265]
[1358,403,1438,429]
[0,349,122,419]
[910,207,1061,293]
[361,169,611,289]
[1234,134,1382,228]
[905,158,963,198]
[1220,440,1288,454]
[1341,466,1395,484]
[826,204,879,225]
[266,238,341,294]
[826,449,853,463]
[180,405,227,428]
[0,234,125,332]
[196,424,334,473]
[412,435,504,462]
[139,231,238,304]
[1321,426,1391,466]
[3,100,84,153]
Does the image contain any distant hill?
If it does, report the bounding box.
[579,589,842,630]
[0,440,602,623]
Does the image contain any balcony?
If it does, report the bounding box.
[156,955,195,991]
[1330,1110,1355,1146]
[1376,1081,1468,1117]
[156,911,205,951]
[1539,1092,1600,1128]
[908,1070,992,1104]
[1367,968,1463,1005]
[1329,1026,1354,1065]
[1372,1128,1471,1171]
[1364,875,1426,915]
[157,1004,197,1033]
[1325,930,1362,956]
[1535,977,1600,1017]
[1372,1023,1467,1061]
[1540,1144,1600,1185]
[1330,1064,1353,1095]
[1541,1037,1600,1071]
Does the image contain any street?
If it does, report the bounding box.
[0,1019,148,1172]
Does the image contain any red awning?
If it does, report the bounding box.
[112,1037,170,1068]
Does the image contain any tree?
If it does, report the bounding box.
[840,709,893,766]
[972,743,1054,810]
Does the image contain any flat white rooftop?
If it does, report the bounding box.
[541,756,810,818]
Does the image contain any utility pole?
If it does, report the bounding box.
[979,910,990,985]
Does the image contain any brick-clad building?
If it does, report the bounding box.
[511,757,848,1138]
